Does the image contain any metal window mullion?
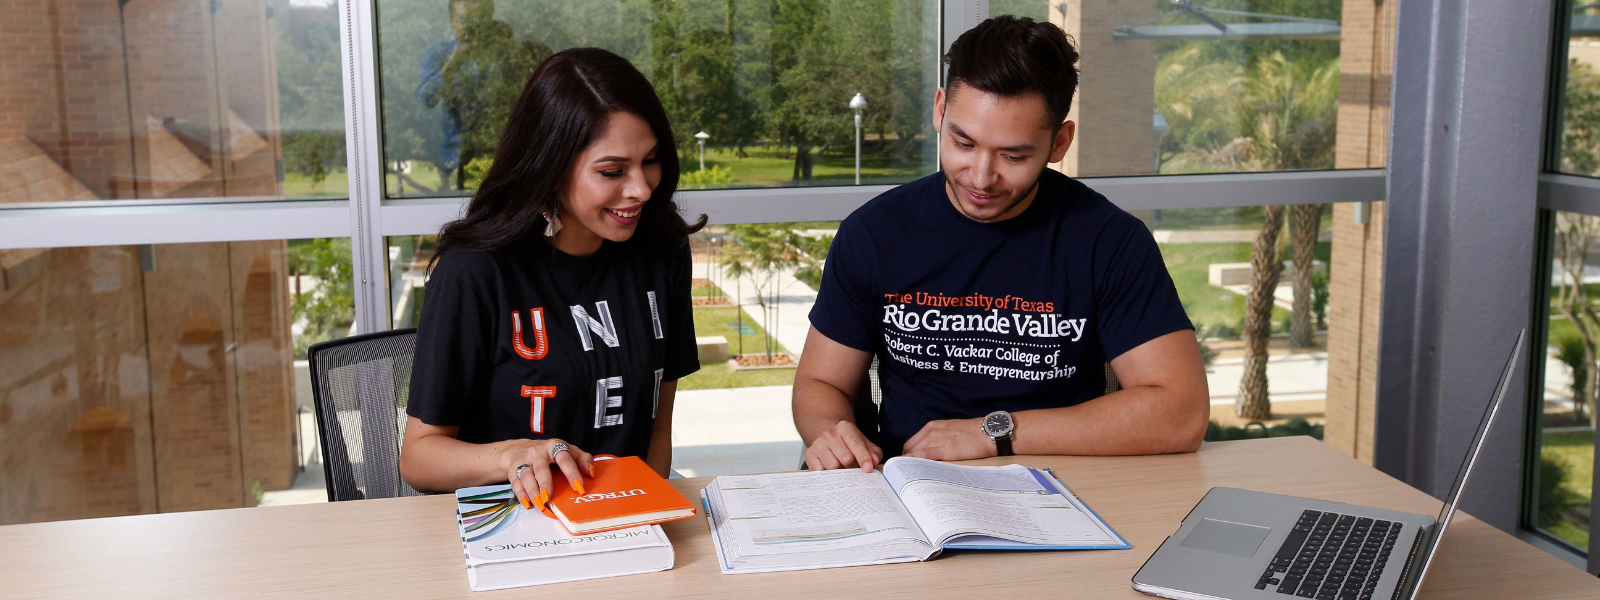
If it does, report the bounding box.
[0,200,352,250]
[1538,173,1600,217]
[338,0,390,336]
[1377,0,1552,534]
[376,170,1387,236]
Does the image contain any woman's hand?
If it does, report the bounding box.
[499,438,595,511]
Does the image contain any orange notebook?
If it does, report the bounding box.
[545,456,696,535]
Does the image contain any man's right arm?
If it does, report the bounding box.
[793,326,882,472]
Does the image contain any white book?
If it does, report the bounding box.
[455,485,674,591]
[701,457,1129,574]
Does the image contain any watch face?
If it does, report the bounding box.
[983,412,1012,436]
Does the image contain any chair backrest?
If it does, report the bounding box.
[307,328,423,502]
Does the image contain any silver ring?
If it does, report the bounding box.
[549,442,570,460]
[514,463,533,480]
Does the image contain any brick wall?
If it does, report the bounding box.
[0,0,283,202]
[0,241,297,524]
[1051,0,1157,179]
[1324,0,1397,464]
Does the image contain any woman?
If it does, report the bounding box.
[399,48,703,512]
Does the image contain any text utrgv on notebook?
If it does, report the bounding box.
[701,456,1129,574]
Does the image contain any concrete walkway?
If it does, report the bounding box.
[692,261,816,358]
[670,384,803,477]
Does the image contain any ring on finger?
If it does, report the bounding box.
[514,463,533,480]
[549,442,570,461]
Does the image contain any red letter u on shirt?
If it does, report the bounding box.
[512,308,549,360]
[522,386,557,433]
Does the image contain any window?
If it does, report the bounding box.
[0,239,351,524]
[1534,211,1596,554]
[0,0,347,205]
[376,0,942,197]
[1,0,1396,519]
[993,0,1368,178]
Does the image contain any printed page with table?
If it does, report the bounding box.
[702,456,1128,574]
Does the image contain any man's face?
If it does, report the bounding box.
[933,84,1074,223]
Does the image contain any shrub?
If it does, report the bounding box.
[680,165,734,188]
[1203,417,1324,442]
[1537,455,1582,529]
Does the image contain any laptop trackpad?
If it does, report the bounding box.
[1179,518,1271,557]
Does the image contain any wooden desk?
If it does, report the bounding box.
[3,437,1594,599]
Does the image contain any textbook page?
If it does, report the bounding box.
[881,457,1126,549]
[703,469,938,573]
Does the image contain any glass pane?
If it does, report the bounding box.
[0,0,347,205]
[1535,210,1595,553]
[0,239,350,524]
[390,202,1378,476]
[990,0,1389,177]
[376,0,940,197]
[1149,206,1338,442]
[1561,4,1600,177]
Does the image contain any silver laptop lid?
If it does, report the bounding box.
[1402,329,1525,599]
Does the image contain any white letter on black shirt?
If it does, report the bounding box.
[594,376,624,428]
[571,301,620,351]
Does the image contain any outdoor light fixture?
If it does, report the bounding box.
[849,93,867,185]
[695,131,709,171]
[1152,109,1170,174]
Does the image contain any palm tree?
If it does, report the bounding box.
[1289,203,1324,348]
[1234,52,1338,419]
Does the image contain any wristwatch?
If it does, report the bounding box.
[981,411,1015,456]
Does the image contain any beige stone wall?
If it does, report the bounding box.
[1051,0,1158,179]
[0,241,296,524]
[1324,0,1397,464]
[0,0,282,203]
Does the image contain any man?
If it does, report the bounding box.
[794,16,1209,472]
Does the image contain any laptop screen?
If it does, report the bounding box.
[1404,330,1525,598]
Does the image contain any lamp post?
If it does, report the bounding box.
[1152,109,1170,174]
[695,131,710,171]
[849,93,867,184]
[1152,110,1171,221]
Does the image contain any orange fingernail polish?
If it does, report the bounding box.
[532,495,545,511]
[574,480,586,496]
[519,496,531,509]
[540,489,549,504]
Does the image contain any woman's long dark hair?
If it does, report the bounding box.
[432,47,704,267]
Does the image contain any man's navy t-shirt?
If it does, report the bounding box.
[808,170,1192,456]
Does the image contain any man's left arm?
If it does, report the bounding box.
[901,329,1209,459]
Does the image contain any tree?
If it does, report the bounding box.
[720,224,801,362]
[288,238,355,357]
[1288,203,1323,347]
[1233,52,1338,419]
[1553,213,1600,428]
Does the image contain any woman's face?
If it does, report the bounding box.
[552,111,662,255]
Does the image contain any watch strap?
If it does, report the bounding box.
[995,434,1013,456]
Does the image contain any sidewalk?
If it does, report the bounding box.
[692,261,816,358]
[670,384,803,477]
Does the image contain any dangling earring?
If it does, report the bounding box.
[544,210,563,237]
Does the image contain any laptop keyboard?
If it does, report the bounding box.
[1254,509,1403,599]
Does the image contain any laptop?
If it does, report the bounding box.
[1132,330,1525,600]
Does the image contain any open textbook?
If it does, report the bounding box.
[701,456,1128,574]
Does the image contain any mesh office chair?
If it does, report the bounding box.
[308,328,424,501]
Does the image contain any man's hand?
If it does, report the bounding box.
[804,420,883,472]
[902,418,996,461]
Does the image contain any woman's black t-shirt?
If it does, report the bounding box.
[407,237,700,460]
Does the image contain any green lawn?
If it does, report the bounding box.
[690,283,728,299]
[1149,206,1334,232]
[282,170,350,199]
[1161,242,1287,334]
[1539,430,1594,549]
[680,306,795,391]
[685,146,927,188]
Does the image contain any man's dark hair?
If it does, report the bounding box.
[944,15,1080,127]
